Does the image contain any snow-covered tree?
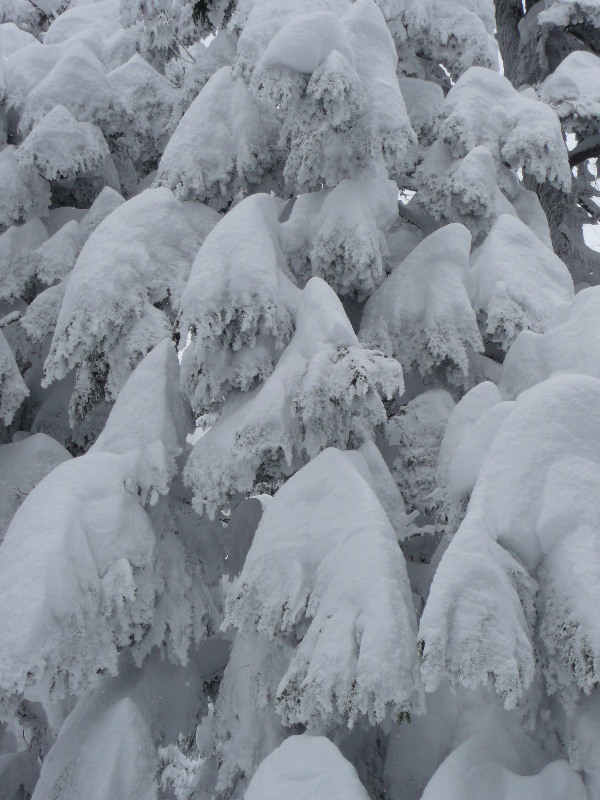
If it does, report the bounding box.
[1,1,600,799]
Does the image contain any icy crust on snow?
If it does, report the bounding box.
[0,328,28,425]
[184,278,403,516]
[17,105,112,182]
[32,694,157,800]
[92,339,191,504]
[501,287,600,398]
[421,375,600,707]
[180,194,299,412]
[157,66,279,208]
[226,447,421,729]
[467,214,574,351]
[0,145,50,229]
[43,188,220,418]
[540,51,600,135]
[421,729,586,800]
[439,66,571,191]
[360,223,483,386]
[0,450,157,701]
[245,735,370,800]
[0,433,71,543]
[281,178,398,299]
[248,0,416,190]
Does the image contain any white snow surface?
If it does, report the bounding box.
[184,278,403,516]
[226,446,421,729]
[245,735,370,800]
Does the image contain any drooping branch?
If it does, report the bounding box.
[569,135,600,168]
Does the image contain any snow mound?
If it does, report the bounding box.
[245,735,370,800]
[17,105,111,182]
[0,450,157,701]
[440,66,571,190]
[92,338,191,504]
[0,217,47,301]
[281,177,399,299]
[43,188,219,418]
[226,447,421,728]
[467,214,574,350]
[184,278,403,516]
[0,145,50,228]
[360,223,482,386]
[540,50,600,135]
[180,193,299,412]
[156,66,280,208]
[0,433,71,543]
[500,286,600,397]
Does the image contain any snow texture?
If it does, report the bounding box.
[245,735,370,800]
[179,193,299,412]
[185,278,403,516]
[360,223,483,386]
[226,446,420,729]
[467,214,574,350]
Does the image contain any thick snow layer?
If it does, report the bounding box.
[0,433,71,542]
[17,105,111,182]
[184,278,403,516]
[399,77,444,142]
[540,50,600,134]
[33,219,81,286]
[180,193,299,411]
[384,0,497,80]
[245,736,370,800]
[0,21,36,57]
[92,338,190,504]
[281,178,398,299]
[467,214,574,350]
[421,734,585,800]
[0,217,47,301]
[360,223,483,386]
[391,389,456,514]
[233,0,351,80]
[32,694,157,800]
[250,1,416,189]
[226,447,421,728]
[440,66,571,191]
[157,66,279,208]
[107,53,173,169]
[501,286,600,397]
[21,281,67,344]
[421,375,600,707]
[18,43,115,137]
[0,328,28,425]
[0,145,50,228]
[44,188,220,407]
[416,144,515,237]
[0,450,157,702]
[538,0,600,32]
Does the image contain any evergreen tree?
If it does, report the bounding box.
[0,1,599,799]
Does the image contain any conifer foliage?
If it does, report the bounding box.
[0,0,599,799]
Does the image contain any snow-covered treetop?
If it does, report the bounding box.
[156,66,280,209]
[184,277,403,516]
[539,50,600,136]
[245,735,370,800]
[43,187,219,421]
[360,223,483,387]
[439,66,572,190]
[179,193,299,412]
[226,445,420,730]
[467,213,574,351]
